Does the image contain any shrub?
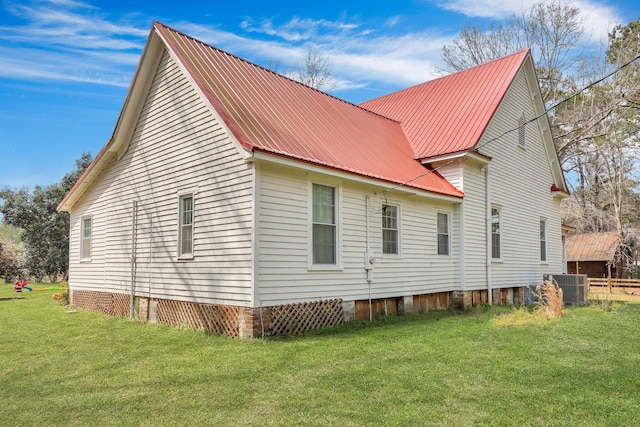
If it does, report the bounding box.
[533,280,564,319]
[53,282,69,305]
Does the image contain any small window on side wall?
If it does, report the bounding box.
[312,183,337,265]
[382,204,399,255]
[179,194,194,258]
[437,212,450,256]
[81,216,92,260]
[491,207,501,260]
[540,219,547,262]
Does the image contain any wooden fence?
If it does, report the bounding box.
[588,277,640,292]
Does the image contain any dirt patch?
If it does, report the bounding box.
[0,297,26,301]
[588,289,640,304]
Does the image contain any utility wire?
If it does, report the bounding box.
[382,53,640,195]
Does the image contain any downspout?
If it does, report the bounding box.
[365,195,373,321]
[459,202,465,292]
[484,166,493,305]
[130,200,138,318]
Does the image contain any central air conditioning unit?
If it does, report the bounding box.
[543,274,589,305]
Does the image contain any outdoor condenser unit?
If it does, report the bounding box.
[543,274,589,305]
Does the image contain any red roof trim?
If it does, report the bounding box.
[551,183,570,196]
[253,147,464,198]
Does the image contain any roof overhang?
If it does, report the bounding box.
[419,150,492,166]
[58,27,165,212]
[551,184,570,200]
[251,150,464,203]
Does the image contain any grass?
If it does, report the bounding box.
[2,284,640,426]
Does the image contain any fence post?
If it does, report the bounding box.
[607,264,612,293]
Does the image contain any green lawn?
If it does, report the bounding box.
[1,284,639,426]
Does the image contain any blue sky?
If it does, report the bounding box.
[0,0,637,190]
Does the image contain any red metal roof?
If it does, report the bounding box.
[155,22,463,198]
[360,50,530,160]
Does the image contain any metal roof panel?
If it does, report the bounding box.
[155,22,462,198]
[360,50,529,159]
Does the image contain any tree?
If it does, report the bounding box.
[268,47,338,92]
[441,0,588,160]
[442,0,585,99]
[441,2,640,241]
[0,152,92,281]
[0,241,21,282]
[290,47,338,91]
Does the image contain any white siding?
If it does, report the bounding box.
[461,67,563,291]
[68,50,254,306]
[256,162,461,306]
[436,160,464,191]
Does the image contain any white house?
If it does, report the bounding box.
[58,22,569,337]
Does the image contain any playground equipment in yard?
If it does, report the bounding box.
[13,280,32,292]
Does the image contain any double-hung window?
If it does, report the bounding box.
[312,184,336,265]
[491,207,501,260]
[81,216,92,260]
[437,212,450,256]
[179,194,194,257]
[540,219,547,262]
[382,205,399,255]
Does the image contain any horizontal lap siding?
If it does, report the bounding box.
[256,163,460,306]
[68,49,254,306]
[477,69,562,289]
[461,163,490,289]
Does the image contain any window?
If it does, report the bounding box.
[518,113,526,147]
[179,194,193,257]
[491,207,501,259]
[437,212,450,256]
[81,216,92,260]
[540,219,547,262]
[312,184,336,264]
[382,205,399,255]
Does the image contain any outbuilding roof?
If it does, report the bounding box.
[565,232,620,263]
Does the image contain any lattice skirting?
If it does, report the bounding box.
[155,299,240,337]
[268,299,344,336]
[71,290,130,317]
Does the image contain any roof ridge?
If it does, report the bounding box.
[153,21,401,124]
[362,48,530,105]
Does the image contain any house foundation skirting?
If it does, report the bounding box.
[69,287,527,338]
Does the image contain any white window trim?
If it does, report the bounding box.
[540,218,548,264]
[177,191,195,260]
[382,202,401,258]
[80,214,92,262]
[491,206,502,262]
[308,179,342,271]
[437,210,451,257]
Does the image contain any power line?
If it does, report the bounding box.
[383,53,640,195]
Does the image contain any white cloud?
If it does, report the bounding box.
[435,0,625,45]
[0,0,147,87]
[240,16,362,42]
[182,16,454,92]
